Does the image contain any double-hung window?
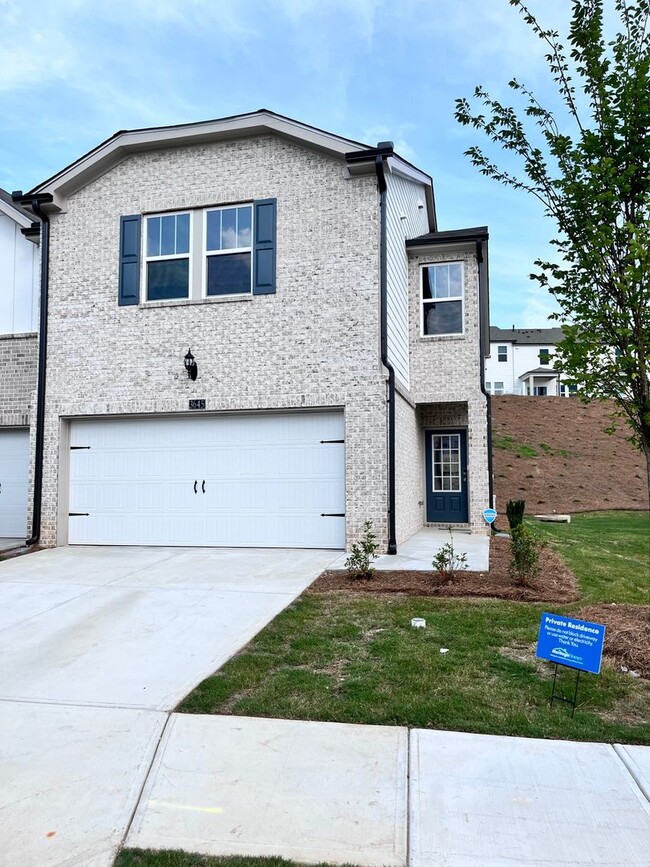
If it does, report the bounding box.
[205,205,252,296]
[145,212,191,300]
[539,348,550,365]
[498,345,508,362]
[421,262,464,336]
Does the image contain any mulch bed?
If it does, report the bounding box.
[577,604,650,679]
[309,536,579,603]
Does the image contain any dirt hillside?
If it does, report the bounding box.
[491,396,648,516]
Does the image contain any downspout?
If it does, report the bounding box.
[13,192,52,547]
[375,155,397,554]
[476,239,495,512]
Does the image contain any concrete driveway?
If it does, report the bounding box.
[0,545,335,867]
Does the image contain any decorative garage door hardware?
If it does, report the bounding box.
[193,480,207,493]
[320,439,345,444]
[321,513,345,517]
[69,512,89,516]
[70,445,91,449]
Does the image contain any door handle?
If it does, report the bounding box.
[202,480,206,494]
[194,480,197,494]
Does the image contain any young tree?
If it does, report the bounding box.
[455,0,650,503]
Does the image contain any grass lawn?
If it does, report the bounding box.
[116,852,357,867]
[177,511,649,744]
[533,510,650,604]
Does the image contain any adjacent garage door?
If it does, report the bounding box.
[68,411,345,548]
[0,429,29,538]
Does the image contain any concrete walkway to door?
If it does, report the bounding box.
[0,545,336,867]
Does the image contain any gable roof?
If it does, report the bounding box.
[24,109,435,223]
[0,187,35,229]
[490,326,565,345]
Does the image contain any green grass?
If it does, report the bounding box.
[116,852,359,867]
[533,511,650,604]
[177,595,650,744]
[493,434,539,457]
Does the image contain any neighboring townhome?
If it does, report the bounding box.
[485,326,577,397]
[14,110,491,553]
[0,189,39,542]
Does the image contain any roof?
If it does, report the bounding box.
[490,326,565,345]
[23,109,435,222]
[518,368,559,379]
[0,187,35,228]
[406,226,489,248]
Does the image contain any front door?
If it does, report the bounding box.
[425,430,468,523]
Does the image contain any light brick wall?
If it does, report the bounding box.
[39,135,392,549]
[395,389,422,544]
[0,333,37,427]
[406,249,490,534]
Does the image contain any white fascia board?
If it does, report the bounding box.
[0,197,34,228]
[28,112,370,212]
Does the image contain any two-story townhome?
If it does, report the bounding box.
[485,326,577,397]
[14,110,491,552]
[0,189,39,542]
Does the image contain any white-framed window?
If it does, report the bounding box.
[498,345,508,362]
[145,212,191,301]
[486,381,492,393]
[539,347,550,365]
[421,262,464,336]
[143,204,254,301]
[494,381,504,395]
[204,204,253,297]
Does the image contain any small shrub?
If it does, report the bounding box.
[345,520,379,579]
[508,524,545,585]
[432,527,468,580]
[506,498,526,529]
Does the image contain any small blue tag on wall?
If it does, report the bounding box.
[536,612,606,674]
[483,508,497,524]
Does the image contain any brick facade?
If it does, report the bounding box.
[0,333,37,427]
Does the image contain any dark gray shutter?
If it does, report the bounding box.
[119,215,141,305]
[252,199,276,295]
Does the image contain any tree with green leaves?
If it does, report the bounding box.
[455,0,650,504]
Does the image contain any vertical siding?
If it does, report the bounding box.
[0,213,39,335]
[385,171,430,389]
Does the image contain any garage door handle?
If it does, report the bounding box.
[194,480,197,494]
[202,480,205,494]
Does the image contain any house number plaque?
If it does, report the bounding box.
[189,399,206,410]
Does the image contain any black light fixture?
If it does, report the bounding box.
[184,348,198,381]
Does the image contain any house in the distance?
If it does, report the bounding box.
[485,326,577,397]
[15,109,492,552]
[0,189,39,541]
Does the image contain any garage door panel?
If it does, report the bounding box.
[69,412,345,548]
[0,429,29,538]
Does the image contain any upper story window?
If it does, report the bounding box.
[205,205,253,296]
[145,213,191,300]
[421,262,464,336]
[118,199,276,307]
[497,345,508,362]
[539,347,550,365]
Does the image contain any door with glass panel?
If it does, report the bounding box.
[425,430,469,523]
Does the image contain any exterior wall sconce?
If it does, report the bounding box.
[184,348,198,381]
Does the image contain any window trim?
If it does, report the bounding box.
[143,210,193,302]
[539,347,551,365]
[142,203,256,304]
[419,261,465,338]
[497,345,508,362]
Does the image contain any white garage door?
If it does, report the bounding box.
[68,411,345,548]
[0,429,29,538]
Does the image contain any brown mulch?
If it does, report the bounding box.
[577,604,650,679]
[491,396,648,527]
[309,536,579,603]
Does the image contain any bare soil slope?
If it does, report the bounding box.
[492,396,648,516]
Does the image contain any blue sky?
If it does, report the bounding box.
[0,0,588,326]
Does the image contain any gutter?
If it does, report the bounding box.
[374,150,398,555]
[476,238,495,512]
[12,191,53,547]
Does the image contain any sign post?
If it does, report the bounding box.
[536,612,606,716]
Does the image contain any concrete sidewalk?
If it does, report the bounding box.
[126,715,650,867]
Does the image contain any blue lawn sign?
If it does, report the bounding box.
[483,507,497,525]
[536,612,606,674]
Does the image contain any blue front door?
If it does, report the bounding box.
[425,430,469,523]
